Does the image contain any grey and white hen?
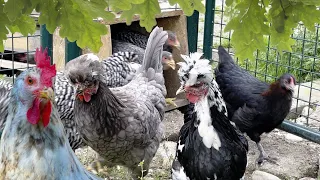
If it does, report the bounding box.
[65,26,167,179]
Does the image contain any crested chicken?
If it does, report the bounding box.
[172,52,248,180]
[214,46,296,164]
[0,47,101,180]
[64,26,167,179]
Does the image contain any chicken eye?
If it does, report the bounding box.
[198,74,205,78]
[27,77,34,85]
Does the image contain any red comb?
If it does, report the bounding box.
[34,47,56,88]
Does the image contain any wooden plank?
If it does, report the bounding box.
[165,98,189,112]
[0,59,35,69]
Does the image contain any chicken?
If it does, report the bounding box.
[0,80,12,131]
[214,46,296,165]
[172,52,248,180]
[1,49,35,64]
[111,28,180,51]
[0,51,141,151]
[112,40,176,70]
[0,47,101,180]
[64,26,167,179]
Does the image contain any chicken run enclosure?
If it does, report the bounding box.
[0,0,320,144]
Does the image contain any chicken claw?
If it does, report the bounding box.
[166,98,177,107]
[87,159,109,177]
[256,142,279,165]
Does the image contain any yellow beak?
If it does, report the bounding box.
[174,42,181,50]
[176,85,185,95]
[167,59,176,70]
[39,87,55,102]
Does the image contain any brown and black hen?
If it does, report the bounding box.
[214,46,296,165]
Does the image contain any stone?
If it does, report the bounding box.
[162,110,184,141]
[245,130,320,179]
[252,170,281,180]
[285,133,303,142]
[299,178,317,180]
[152,141,177,168]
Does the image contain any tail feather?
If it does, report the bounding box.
[141,26,168,73]
[218,46,235,65]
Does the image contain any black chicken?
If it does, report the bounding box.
[214,46,296,164]
[0,49,35,64]
[172,52,248,180]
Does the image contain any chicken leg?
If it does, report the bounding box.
[166,97,177,107]
[256,142,278,165]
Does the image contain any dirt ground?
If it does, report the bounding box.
[75,109,320,180]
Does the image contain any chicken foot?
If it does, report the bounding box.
[166,98,177,107]
[256,142,278,165]
[87,156,109,177]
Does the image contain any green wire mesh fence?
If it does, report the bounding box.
[195,0,320,143]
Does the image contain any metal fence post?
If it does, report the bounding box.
[187,10,200,53]
[278,120,320,144]
[203,0,215,60]
[40,25,53,64]
[65,39,81,63]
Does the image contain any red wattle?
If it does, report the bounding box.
[27,98,41,125]
[42,101,52,127]
[186,93,200,104]
[83,93,92,102]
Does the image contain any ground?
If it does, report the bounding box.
[75,109,320,180]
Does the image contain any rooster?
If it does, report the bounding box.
[172,52,248,180]
[214,46,296,165]
[64,26,167,179]
[0,47,101,180]
[0,51,141,151]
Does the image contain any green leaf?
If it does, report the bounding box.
[226,0,234,6]
[108,0,133,11]
[139,0,161,32]
[8,15,36,36]
[72,0,115,20]
[168,0,205,16]
[120,0,161,32]
[3,0,25,21]
[58,0,108,52]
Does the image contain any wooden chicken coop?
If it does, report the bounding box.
[47,2,190,112]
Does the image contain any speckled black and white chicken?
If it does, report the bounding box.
[171,52,248,180]
[0,51,141,151]
[0,47,101,180]
[64,26,167,179]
